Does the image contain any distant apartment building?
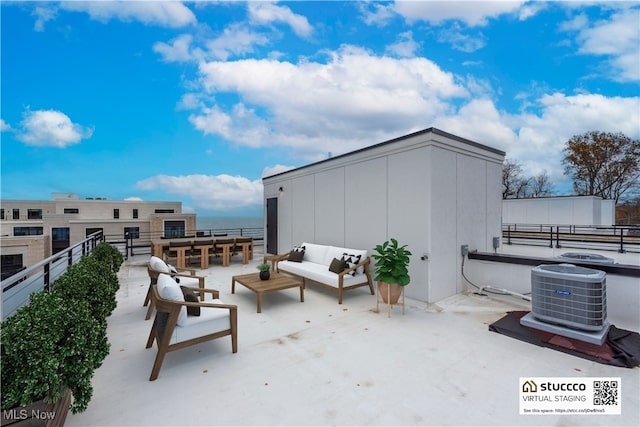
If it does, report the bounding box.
[0,193,194,279]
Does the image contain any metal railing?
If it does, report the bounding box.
[1,231,104,320]
[113,227,264,258]
[502,224,640,253]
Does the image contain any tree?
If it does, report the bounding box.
[502,159,553,199]
[530,171,553,197]
[563,131,640,204]
[502,158,524,198]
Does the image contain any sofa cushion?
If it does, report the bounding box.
[157,274,187,326]
[279,261,369,288]
[180,286,200,316]
[150,256,170,273]
[301,242,328,265]
[328,257,346,274]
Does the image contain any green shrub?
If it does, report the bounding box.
[1,291,109,413]
[1,242,122,414]
[90,241,124,272]
[52,256,119,321]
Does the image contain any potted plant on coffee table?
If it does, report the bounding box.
[371,238,412,304]
[256,263,271,280]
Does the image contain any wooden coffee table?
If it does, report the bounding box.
[231,272,304,313]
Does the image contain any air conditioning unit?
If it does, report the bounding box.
[530,264,607,332]
[557,252,615,265]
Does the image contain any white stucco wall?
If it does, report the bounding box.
[263,128,505,304]
[502,196,615,226]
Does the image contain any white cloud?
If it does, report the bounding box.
[136,174,263,211]
[124,196,143,201]
[1,119,11,132]
[32,5,57,32]
[561,7,640,82]
[153,34,201,63]
[262,164,296,178]
[385,31,420,57]
[247,1,313,38]
[437,24,486,53]
[16,109,93,148]
[433,92,640,185]
[60,1,196,28]
[358,1,397,27]
[205,23,271,61]
[190,45,468,157]
[393,0,528,27]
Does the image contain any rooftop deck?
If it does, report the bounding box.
[66,246,639,426]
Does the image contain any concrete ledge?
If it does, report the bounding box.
[468,251,640,277]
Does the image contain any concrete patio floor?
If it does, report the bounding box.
[66,246,639,427]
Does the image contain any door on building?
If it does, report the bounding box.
[52,227,70,254]
[266,197,278,255]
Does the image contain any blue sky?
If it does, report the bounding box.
[1,1,638,217]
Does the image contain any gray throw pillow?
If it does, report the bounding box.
[329,257,347,274]
[180,286,200,316]
[288,249,305,262]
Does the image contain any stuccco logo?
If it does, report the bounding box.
[522,379,586,392]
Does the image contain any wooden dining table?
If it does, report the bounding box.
[150,236,251,269]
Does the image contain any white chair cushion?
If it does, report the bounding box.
[150,256,170,273]
[157,274,187,326]
[170,299,230,344]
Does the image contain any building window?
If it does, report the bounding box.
[1,254,24,281]
[113,208,119,219]
[52,227,70,240]
[124,227,140,239]
[27,209,42,220]
[155,209,175,214]
[0,209,4,220]
[86,228,103,238]
[133,208,139,219]
[12,209,19,220]
[64,208,79,214]
[13,226,44,236]
[164,220,185,238]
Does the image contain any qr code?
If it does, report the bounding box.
[593,380,618,405]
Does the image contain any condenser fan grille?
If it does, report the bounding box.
[530,264,607,332]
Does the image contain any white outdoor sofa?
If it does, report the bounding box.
[273,242,374,304]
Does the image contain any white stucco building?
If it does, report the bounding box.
[262,127,505,303]
[502,195,615,226]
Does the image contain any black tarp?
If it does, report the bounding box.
[489,311,640,368]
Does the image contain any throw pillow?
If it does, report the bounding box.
[180,286,201,316]
[167,264,178,273]
[157,274,187,326]
[341,253,362,276]
[149,256,170,273]
[288,245,306,263]
[328,257,347,274]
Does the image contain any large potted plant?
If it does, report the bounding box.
[371,238,412,304]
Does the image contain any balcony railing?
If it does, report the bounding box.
[1,231,104,320]
[105,227,264,259]
[502,224,640,253]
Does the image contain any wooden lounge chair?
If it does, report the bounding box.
[145,256,204,320]
[145,275,238,381]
